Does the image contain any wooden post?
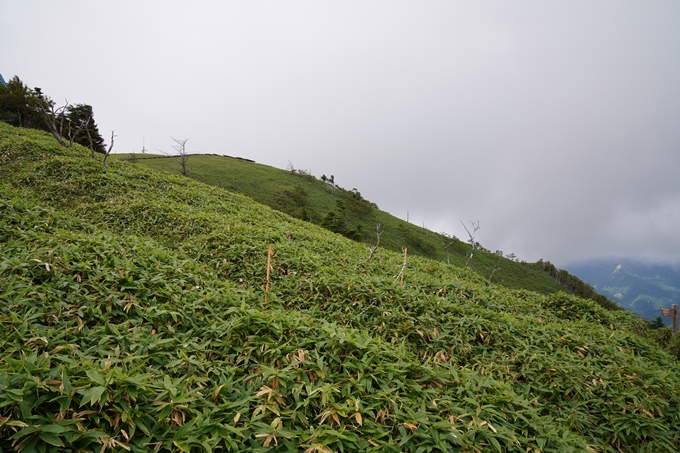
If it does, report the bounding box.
[660,304,679,334]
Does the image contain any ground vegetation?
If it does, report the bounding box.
[1,123,679,452]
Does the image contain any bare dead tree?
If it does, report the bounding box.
[366,224,383,261]
[287,161,296,175]
[441,232,456,265]
[85,123,96,158]
[101,131,116,164]
[460,220,480,268]
[489,250,503,283]
[393,246,409,287]
[66,114,91,149]
[69,115,91,149]
[36,98,92,150]
[36,98,68,147]
[171,136,190,176]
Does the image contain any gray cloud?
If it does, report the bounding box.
[2,1,679,266]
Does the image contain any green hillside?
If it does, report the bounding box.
[117,153,574,298]
[2,123,680,452]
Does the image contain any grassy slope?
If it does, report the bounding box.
[119,153,564,296]
[1,124,679,452]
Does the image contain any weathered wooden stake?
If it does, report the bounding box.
[265,244,273,303]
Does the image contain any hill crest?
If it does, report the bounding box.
[119,151,619,311]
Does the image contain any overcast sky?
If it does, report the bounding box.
[2,1,679,267]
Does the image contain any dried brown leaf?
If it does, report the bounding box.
[212,384,225,403]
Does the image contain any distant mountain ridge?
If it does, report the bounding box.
[565,258,680,323]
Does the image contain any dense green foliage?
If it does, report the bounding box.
[60,104,106,154]
[667,333,680,360]
[121,153,614,307]
[2,123,680,452]
[0,77,45,130]
[0,75,105,154]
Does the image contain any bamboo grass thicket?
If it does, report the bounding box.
[1,123,680,452]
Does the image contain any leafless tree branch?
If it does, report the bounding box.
[489,250,503,283]
[102,130,116,163]
[441,232,456,265]
[85,120,95,158]
[171,136,190,176]
[66,114,91,149]
[36,98,94,155]
[36,98,69,147]
[460,220,480,268]
[366,224,383,261]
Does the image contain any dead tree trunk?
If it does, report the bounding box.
[489,251,503,282]
[37,98,92,152]
[101,131,116,164]
[171,136,190,176]
[461,220,480,269]
[441,233,456,265]
[366,224,383,261]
